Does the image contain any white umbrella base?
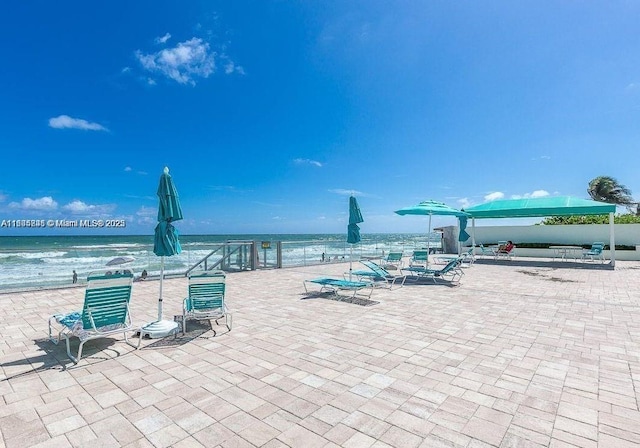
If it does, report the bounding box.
[139,319,179,339]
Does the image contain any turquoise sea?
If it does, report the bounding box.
[0,233,440,291]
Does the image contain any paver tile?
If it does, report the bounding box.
[3,261,640,447]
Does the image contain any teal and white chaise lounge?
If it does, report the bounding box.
[48,269,141,363]
[432,248,475,267]
[401,258,464,284]
[350,260,407,289]
[304,277,374,298]
[182,270,232,334]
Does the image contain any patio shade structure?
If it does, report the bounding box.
[347,196,364,280]
[462,196,618,265]
[395,200,469,262]
[140,167,184,338]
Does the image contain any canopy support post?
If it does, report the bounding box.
[609,212,615,268]
[471,218,476,257]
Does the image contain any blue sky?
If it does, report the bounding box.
[1,1,639,235]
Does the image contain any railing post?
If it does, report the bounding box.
[252,241,258,270]
[276,241,282,268]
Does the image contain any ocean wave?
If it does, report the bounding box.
[70,243,146,249]
[0,251,68,259]
[42,256,106,265]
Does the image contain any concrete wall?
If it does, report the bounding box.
[443,223,640,260]
[468,223,640,246]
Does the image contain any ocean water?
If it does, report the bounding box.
[0,233,441,291]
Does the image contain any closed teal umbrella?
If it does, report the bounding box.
[141,167,183,339]
[458,216,470,242]
[156,168,183,223]
[347,196,364,279]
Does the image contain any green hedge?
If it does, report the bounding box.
[540,214,640,225]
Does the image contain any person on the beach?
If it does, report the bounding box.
[498,241,514,253]
[72,270,77,284]
[141,269,148,280]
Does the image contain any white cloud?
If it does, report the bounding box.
[147,78,157,85]
[124,166,132,172]
[511,190,550,199]
[329,189,364,196]
[293,158,323,167]
[531,155,551,161]
[63,200,94,213]
[135,37,216,85]
[136,206,156,225]
[155,33,172,44]
[121,66,131,73]
[62,200,116,215]
[224,61,245,75]
[0,192,6,203]
[136,206,156,217]
[9,196,58,211]
[530,189,550,198]
[484,191,504,202]
[48,115,108,131]
[457,197,471,209]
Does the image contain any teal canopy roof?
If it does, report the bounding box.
[463,196,616,218]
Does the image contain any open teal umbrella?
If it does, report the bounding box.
[347,196,364,280]
[141,167,183,338]
[395,200,468,263]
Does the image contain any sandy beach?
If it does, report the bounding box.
[1,258,639,447]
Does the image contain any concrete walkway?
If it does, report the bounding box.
[1,259,639,447]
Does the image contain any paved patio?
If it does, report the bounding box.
[1,259,639,447]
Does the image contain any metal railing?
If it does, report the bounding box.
[186,240,259,275]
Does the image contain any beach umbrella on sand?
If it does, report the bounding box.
[140,167,183,339]
[106,256,135,266]
[347,195,364,280]
[395,200,468,263]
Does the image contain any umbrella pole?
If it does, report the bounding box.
[140,254,178,339]
[158,256,164,321]
[349,246,353,281]
[427,213,432,266]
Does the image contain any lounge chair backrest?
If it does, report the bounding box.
[187,271,226,310]
[386,252,403,262]
[82,271,133,329]
[412,250,429,262]
[439,258,461,273]
[360,260,389,277]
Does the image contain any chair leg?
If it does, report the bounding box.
[124,330,142,349]
[48,317,64,345]
[63,334,79,364]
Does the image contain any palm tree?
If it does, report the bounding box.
[587,176,638,214]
